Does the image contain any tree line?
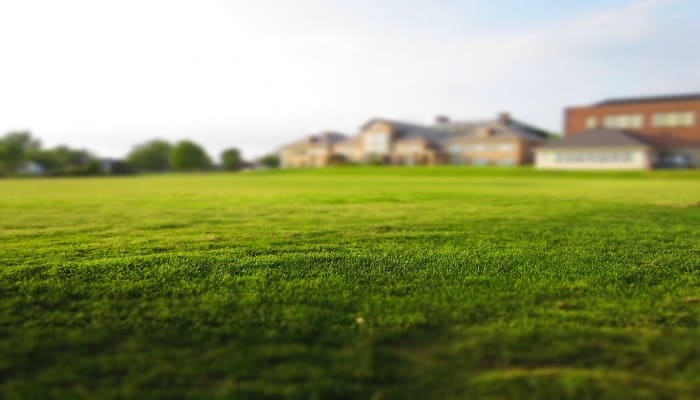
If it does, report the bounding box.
[0,131,280,177]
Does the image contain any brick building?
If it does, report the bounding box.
[563,94,700,167]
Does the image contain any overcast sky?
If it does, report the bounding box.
[1,0,699,159]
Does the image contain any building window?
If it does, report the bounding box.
[449,145,464,153]
[603,114,644,129]
[498,143,515,152]
[366,133,390,154]
[554,151,635,163]
[586,116,598,129]
[652,111,696,127]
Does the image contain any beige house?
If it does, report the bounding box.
[535,129,659,170]
[280,132,347,168]
[438,114,547,166]
[280,113,550,167]
[332,119,452,165]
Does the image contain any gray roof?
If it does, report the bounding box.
[362,118,452,146]
[360,116,549,149]
[433,119,491,134]
[335,136,361,146]
[436,118,548,142]
[594,93,700,107]
[282,131,347,149]
[541,129,659,149]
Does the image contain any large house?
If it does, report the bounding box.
[436,114,548,166]
[546,93,700,169]
[281,113,549,167]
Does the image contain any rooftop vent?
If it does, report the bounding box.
[498,112,512,125]
[435,115,450,124]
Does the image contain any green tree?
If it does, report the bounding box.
[127,140,173,172]
[27,146,97,176]
[259,153,280,169]
[171,140,212,171]
[0,131,40,175]
[220,148,243,171]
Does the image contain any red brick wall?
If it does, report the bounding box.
[565,100,700,143]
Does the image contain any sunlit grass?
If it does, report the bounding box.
[1,167,699,399]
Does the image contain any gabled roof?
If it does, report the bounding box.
[541,129,659,149]
[433,119,491,134]
[593,93,700,107]
[334,136,361,147]
[361,118,452,145]
[282,131,347,149]
[359,115,549,149]
[509,119,552,140]
[436,118,548,142]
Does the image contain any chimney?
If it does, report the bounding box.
[498,112,512,125]
[435,115,450,125]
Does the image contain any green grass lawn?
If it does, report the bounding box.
[1,167,699,399]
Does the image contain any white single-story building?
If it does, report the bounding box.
[535,129,660,170]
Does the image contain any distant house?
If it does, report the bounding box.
[437,113,548,166]
[565,94,700,167]
[280,113,549,167]
[280,132,347,168]
[334,118,451,165]
[535,129,660,170]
